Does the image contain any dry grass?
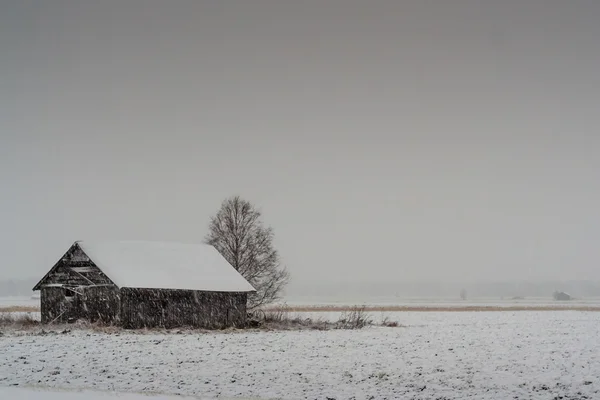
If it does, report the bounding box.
[0,313,39,329]
[0,313,395,336]
[0,306,39,313]
[266,305,600,312]
[249,306,335,330]
[0,316,151,336]
[250,305,398,330]
[0,313,125,335]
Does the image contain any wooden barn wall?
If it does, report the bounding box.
[40,286,120,324]
[81,286,120,324]
[40,287,69,323]
[120,288,247,329]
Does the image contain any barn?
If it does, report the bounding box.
[32,241,255,329]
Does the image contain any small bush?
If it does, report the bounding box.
[260,310,331,331]
[337,306,372,329]
[262,308,287,323]
[380,316,400,327]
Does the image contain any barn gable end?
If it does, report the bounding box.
[33,242,119,324]
[32,242,115,291]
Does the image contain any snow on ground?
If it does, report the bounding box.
[0,386,209,400]
[1,311,599,399]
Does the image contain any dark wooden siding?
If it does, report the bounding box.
[36,244,114,288]
[40,286,120,324]
[40,287,70,323]
[81,286,120,323]
[120,288,247,329]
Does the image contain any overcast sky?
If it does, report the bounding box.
[1,0,599,286]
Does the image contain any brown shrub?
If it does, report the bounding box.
[380,316,401,327]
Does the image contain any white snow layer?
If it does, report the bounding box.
[77,241,255,292]
[0,387,208,400]
[1,311,599,399]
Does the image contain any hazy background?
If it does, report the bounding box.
[1,1,599,296]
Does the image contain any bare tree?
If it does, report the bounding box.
[205,196,289,309]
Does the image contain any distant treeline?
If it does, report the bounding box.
[285,280,600,299]
[0,278,38,296]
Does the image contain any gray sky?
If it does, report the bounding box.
[1,0,599,286]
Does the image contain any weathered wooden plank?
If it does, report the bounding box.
[70,267,96,273]
[41,262,113,287]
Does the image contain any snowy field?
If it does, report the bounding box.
[0,387,206,400]
[1,311,599,399]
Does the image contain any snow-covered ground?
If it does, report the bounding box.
[0,387,208,400]
[1,311,599,399]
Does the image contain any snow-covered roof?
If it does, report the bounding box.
[77,240,255,292]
